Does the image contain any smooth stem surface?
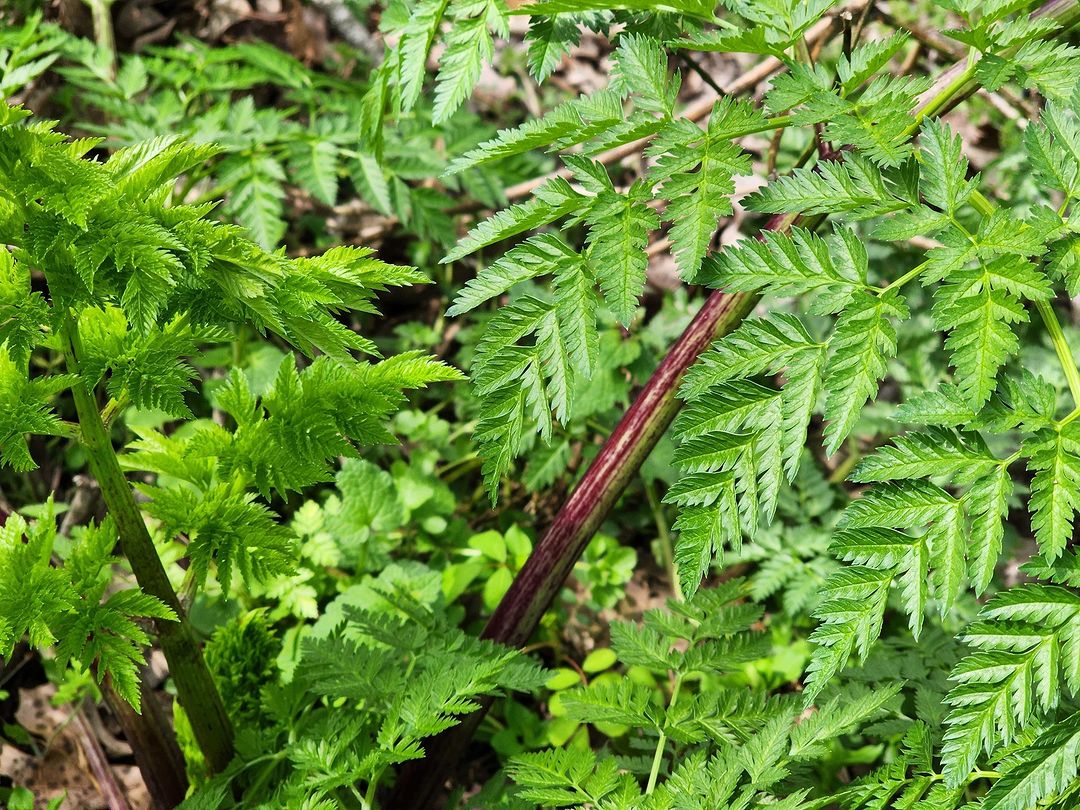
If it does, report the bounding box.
[908,0,1080,127]
[646,675,683,794]
[645,479,682,600]
[880,259,929,294]
[970,185,1080,405]
[61,316,235,774]
[481,287,760,647]
[1035,297,1080,404]
[82,0,117,78]
[389,286,763,809]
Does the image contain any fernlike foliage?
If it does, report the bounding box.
[10,0,1080,805]
[418,0,1080,805]
[180,591,545,805]
[654,7,1080,808]
[0,97,460,707]
[509,578,902,807]
[433,0,1065,501]
[444,33,769,495]
[0,509,172,708]
[0,13,495,255]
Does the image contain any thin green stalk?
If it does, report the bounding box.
[967,189,1080,406]
[100,394,129,431]
[81,0,117,79]
[968,189,997,217]
[389,5,1080,805]
[243,752,288,801]
[60,314,235,773]
[910,47,979,128]
[753,114,793,136]
[1059,406,1080,427]
[364,766,386,809]
[1001,448,1024,467]
[676,113,795,143]
[645,674,683,794]
[828,437,863,483]
[1035,297,1080,405]
[879,259,930,294]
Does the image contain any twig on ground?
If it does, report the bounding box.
[678,52,727,97]
[879,5,1037,119]
[309,0,383,61]
[71,705,132,810]
[59,475,100,537]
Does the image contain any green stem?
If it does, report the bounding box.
[909,47,979,129]
[82,0,117,79]
[795,37,814,66]
[1001,448,1024,467]
[1035,297,1080,405]
[364,766,385,808]
[966,190,1080,406]
[879,259,930,294]
[677,113,795,142]
[828,438,863,483]
[1059,406,1080,427]
[645,674,683,794]
[60,314,235,773]
[100,394,129,431]
[242,752,287,801]
[968,189,996,217]
[388,6,1080,805]
[755,114,793,136]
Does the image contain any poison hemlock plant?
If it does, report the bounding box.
[436,0,1080,503]
[0,97,461,778]
[685,99,1080,795]
[171,588,545,806]
[10,0,1080,807]
[1,13,515,257]
[386,0,1080,806]
[656,15,1080,810]
[0,509,173,709]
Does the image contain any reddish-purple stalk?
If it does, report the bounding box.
[480,283,765,647]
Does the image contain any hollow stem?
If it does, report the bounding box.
[60,314,235,773]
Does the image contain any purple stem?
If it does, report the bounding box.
[481,284,761,647]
